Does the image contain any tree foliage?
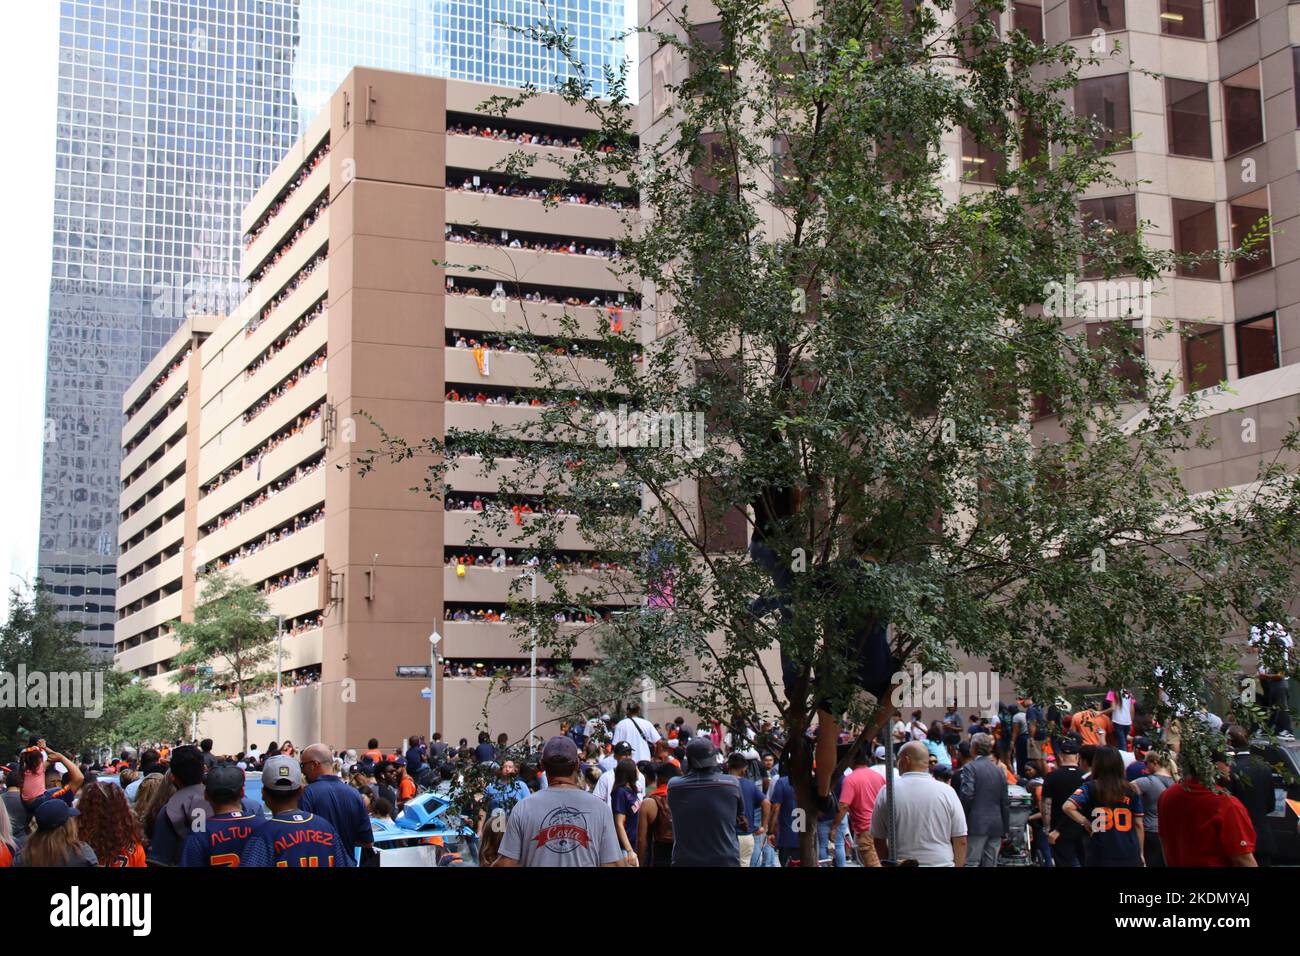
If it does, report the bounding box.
[171,571,277,753]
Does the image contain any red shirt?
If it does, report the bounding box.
[839,768,886,834]
[1157,781,1256,867]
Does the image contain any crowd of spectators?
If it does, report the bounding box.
[245,251,328,338]
[202,404,324,497]
[242,349,326,424]
[214,507,325,572]
[445,225,620,261]
[243,140,331,249]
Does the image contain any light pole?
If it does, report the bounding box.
[522,568,537,751]
[273,614,284,735]
[261,611,284,735]
[428,628,442,745]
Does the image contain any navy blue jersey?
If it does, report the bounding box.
[239,810,354,868]
[179,811,266,867]
[1068,780,1144,866]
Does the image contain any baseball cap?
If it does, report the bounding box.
[34,799,79,830]
[611,741,633,757]
[1058,737,1080,755]
[873,745,887,759]
[205,765,246,802]
[541,735,579,764]
[261,755,303,792]
[685,737,719,771]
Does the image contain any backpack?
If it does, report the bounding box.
[651,791,674,844]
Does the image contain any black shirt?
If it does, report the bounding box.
[1042,766,1086,840]
[666,771,743,867]
[1229,751,1277,859]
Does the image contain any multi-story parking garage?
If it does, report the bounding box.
[114,68,651,751]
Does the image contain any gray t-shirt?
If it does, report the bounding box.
[499,786,623,867]
[1133,774,1173,833]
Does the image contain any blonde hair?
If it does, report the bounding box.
[22,818,85,867]
[134,773,174,840]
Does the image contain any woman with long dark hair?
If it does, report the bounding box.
[1062,746,1145,866]
[610,758,641,867]
[78,782,146,867]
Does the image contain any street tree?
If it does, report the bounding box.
[170,571,277,754]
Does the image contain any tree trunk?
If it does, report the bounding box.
[787,730,822,866]
[239,685,249,754]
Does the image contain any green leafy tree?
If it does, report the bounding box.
[0,586,107,760]
[91,673,190,754]
[171,571,277,754]
[360,0,1300,862]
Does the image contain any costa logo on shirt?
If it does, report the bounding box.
[533,805,591,853]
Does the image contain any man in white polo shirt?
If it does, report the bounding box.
[870,741,967,866]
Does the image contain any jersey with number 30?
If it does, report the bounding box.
[1068,781,1143,865]
[239,810,354,868]
[179,811,266,867]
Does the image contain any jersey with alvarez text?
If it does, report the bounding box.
[239,810,354,868]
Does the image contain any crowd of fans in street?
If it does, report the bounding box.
[2,622,1291,868]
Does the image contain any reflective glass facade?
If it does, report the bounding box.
[40,0,628,652]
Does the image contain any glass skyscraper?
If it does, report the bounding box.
[40,0,629,652]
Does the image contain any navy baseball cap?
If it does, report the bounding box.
[34,799,79,830]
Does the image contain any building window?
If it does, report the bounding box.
[689,21,734,78]
[1229,188,1272,278]
[1166,78,1212,158]
[1235,313,1279,378]
[1182,323,1226,392]
[1069,0,1126,37]
[693,132,732,195]
[772,135,800,203]
[955,0,1000,59]
[1087,320,1145,393]
[1013,1,1044,43]
[1075,74,1131,150]
[1080,194,1138,278]
[961,127,1006,184]
[1219,0,1257,36]
[1160,0,1204,37]
[1171,198,1218,279]
[1223,65,1263,156]
[1294,47,1300,128]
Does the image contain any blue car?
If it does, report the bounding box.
[360,791,475,866]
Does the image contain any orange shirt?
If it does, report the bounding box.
[0,843,11,867]
[104,843,146,868]
[1070,710,1113,747]
[399,777,416,800]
